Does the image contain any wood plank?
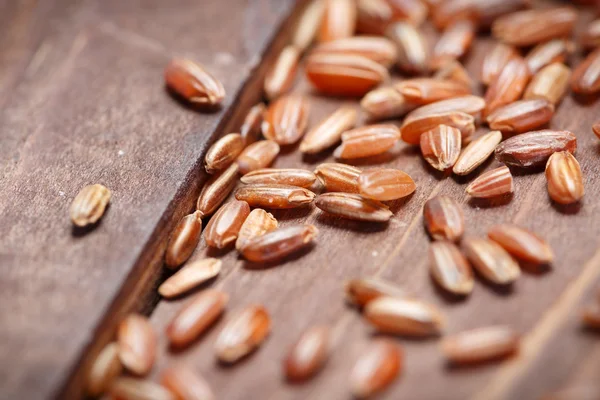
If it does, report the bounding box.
[480,254,600,400]
[2,1,600,399]
[0,0,297,398]
[147,7,600,400]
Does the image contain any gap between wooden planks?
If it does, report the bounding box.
[54,2,308,398]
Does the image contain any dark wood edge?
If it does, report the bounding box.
[55,2,308,398]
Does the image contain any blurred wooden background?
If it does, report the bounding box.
[1,0,599,399]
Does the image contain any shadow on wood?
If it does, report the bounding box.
[468,193,514,209]
[242,244,316,270]
[315,212,390,233]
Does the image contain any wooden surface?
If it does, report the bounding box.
[0,1,297,398]
[1,1,600,399]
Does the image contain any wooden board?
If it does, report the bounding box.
[1,1,600,399]
[0,0,297,398]
[147,8,600,400]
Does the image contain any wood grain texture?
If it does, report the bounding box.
[147,7,600,400]
[1,1,600,400]
[0,0,297,398]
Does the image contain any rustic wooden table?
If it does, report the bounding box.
[1,0,599,399]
